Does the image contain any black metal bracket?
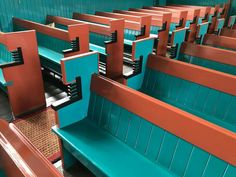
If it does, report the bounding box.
[190,16,198,25]
[169,43,179,59]
[195,35,203,44]
[124,56,143,79]
[212,10,218,18]
[158,21,167,32]
[202,13,209,22]
[135,25,146,39]
[0,47,24,68]
[185,29,191,41]
[220,8,225,16]
[176,18,184,28]
[51,76,82,111]
[105,30,118,44]
[63,37,80,54]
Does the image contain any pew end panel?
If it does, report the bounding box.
[196,22,209,44]
[125,37,155,90]
[214,18,226,35]
[227,15,236,29]
[52,51,99,128]
[0,30,46,117]
[169,28,187,59]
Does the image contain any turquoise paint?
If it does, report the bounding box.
[141,68,236,132]
[0,169,7,177]
[0,43,12,63]
[0,69,6,85]
[185,20,191,28]
[150,25,161,34]
[171,28,187,59]
[197,22,209,44]
[126,38,154,90]
[228,15,236,28]
[38,46,63,65]
[170,23,178,32]
[216,18,225,32]
[124,29,140,41]
[57,52,99,128]
[53,92,236,176]
[0,42,13,92]
[180,55,236,75]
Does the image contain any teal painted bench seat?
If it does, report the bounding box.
[124,39,133,46]
[0,170,7,177]
[89,43,106,55]
[38,46,63,65]
[54,118,175,177]
[38,46,63,74]
[53,88,236,177]
[141,56,236,133]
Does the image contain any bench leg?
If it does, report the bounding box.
[60,140,77,170]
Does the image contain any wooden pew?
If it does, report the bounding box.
[203,33,236,50]
[116,9,189,59]
[13,17,89,77]
[47,15,124,81]
[169,5,211,22]
[143,6,201,43]
[111,9,172,56]
[0,119,62,177]
[0,30,45,117]
[93,11,152,44]
[221,28,236,38]
[179,42,236,75]
[47,14,155,90]
[167,5,226,35]
[142,54,236,132]
[128,8,188,31]
[221,15,236,38]
[52,73,236,176]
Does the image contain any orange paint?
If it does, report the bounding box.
[0,120,62,177]
[181,42,236,67]
[91,74,236,166]
[147,54,236,96]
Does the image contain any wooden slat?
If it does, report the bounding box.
[147,54,236,96]
[113,10,165,26]
[73,13,114,25]
[203,34,236,50]
[181,42,236,67]
[129,8,184,24]
[47,15,111,36]
[13,17,70,41]
[221,28,236,38]
[91,74,236,166]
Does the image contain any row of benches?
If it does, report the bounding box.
[52,54,236,176]
[49,4,236,176]
[1,2,236,176]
